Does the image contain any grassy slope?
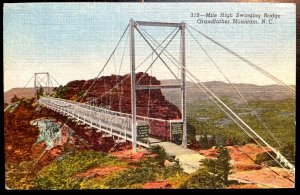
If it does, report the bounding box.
[6,149,186,189]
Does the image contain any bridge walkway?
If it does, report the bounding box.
[38,96,206,174]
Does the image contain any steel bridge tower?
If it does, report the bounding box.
[129,19,187,151]
[34,72,51,99]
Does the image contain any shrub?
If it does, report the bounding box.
[35,150,125,189]
[94,146,183,189]
[279,143,295,165]
[148,145,167,166]
[181,167,220,189]
[103,167,156,188]
[54,85,69,99]
[102,161,182,189]
[181,147,232,189]
[5,161,37,190]
[255,151,276,165]
[168,172,190,188]
[37,86,44,99]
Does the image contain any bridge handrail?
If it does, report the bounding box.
[40,97,129,121]
[39,97,132,131]
[42,96,170,123]
[38,97,151,148]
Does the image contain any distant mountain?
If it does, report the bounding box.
[4,80,295,106]
[4,87,54,104]
[161,80,295,107]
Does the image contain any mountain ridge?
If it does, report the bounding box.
[4,80,295,105]
[161,79,295,107]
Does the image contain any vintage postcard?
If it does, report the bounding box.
[4,1,296,190]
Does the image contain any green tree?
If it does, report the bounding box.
[280,143,295,165]
[75,91,86,101]
[255,151,277,166]
[187,119,196,144]
[37,86,44,99]
[54,85,68,99]
[182,147,232,189]
[149,145,167,167]
[215,147,232,185]
[181,167,218,189]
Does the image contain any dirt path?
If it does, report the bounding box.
[149,137,206,174]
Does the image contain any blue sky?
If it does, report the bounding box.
[4,3,295,91]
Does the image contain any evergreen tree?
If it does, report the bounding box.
[54,85,68,99]
[201,159,222,188]
[187,120,196,143]
[38,86,44,99]
[183,147,232,189]
[181,166,218,189]
[216,147,232,185]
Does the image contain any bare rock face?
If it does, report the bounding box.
[63,72,181,120]
[61,73,182,140]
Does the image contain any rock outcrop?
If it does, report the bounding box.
[60,73,182,140]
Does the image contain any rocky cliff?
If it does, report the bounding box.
[62,72,181,121]
[58,73,182,140]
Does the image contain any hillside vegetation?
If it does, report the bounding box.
[187,98,295,164]
[7,145,234,189]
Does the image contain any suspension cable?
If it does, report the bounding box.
[136,28,180,85]
[37,74,48,87]
[49,74,61,86]
[117,33,129,112]
[134,25,180,82]
[142,28,294,173]
[138,25,181,68]
[173,50,294,173]
[184,70,294,176]
[48,77,54,88]
[23,74,35,88]
[187,24,295,93]
[104,70,108,106]
[135,27,178,71]
[81,23,130,96]
[147,54,153,118]
[84,26,180,105]
[118,31,129,75]
[187,27,283,148]
[46,24,129,134]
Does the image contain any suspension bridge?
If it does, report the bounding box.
[23,19,295,175]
